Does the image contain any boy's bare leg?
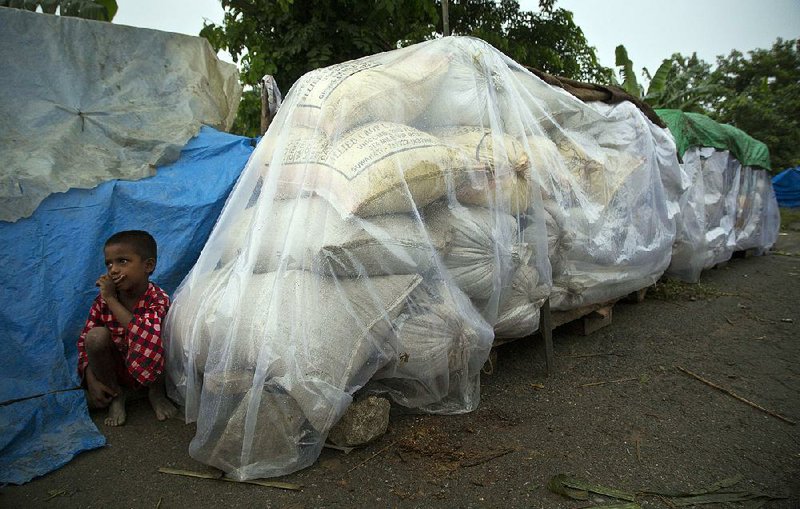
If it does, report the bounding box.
[105,391,128,426]
[85,327,127,426]
[147,377,177,421]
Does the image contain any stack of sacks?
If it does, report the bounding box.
[446,65,677,312]
[756,171,780,252]
[689,149,741,269]
[656,109,779,281]
[734,166,763,251]
[168,267,423,478]
[165,37,555,480]
[734,167,780,254]
[517,97,676,311]
[665,147,708,282]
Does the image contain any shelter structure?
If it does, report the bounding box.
[0,8,250,484]
[773,167,800,208]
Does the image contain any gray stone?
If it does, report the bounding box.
[327,396,391,447]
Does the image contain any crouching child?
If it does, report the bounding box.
[77,230,177,426]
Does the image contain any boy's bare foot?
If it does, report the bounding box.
[105,392,127,426]
[148,383,177,421]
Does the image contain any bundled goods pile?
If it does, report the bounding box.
[539,99,677,310]
[657,109,779,282]
[664,147,709,283]
[734,167,780,254]
[164,37,678,480]
[699,149,742,269]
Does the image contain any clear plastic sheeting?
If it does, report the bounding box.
[0,7,241,222]
[656,109,778,282]
[667,148,779,282]
[540,100,676,310]
[697,149,742,269]
[666,147,708,283]
[165,36,678,479]
[669,147,741,276]
[734,167,780,254]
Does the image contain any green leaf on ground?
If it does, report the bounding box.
[548,474,636,501]
[549,474,787,507]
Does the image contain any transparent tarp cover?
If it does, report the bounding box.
[666,146,708,282]
[550,100,677,310]
[735,167,780,254]
[165,37,676,479]
[666,148,780,282]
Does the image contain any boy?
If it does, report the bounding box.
[77,230,176,426]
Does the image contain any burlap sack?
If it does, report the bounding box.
[425,202,519,301]
[220,197,452,276]
[270,122,480,217]
[493,245,549,338]
[433,126,531,214]
[292,50,450,136]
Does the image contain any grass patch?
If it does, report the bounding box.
[780,207,800,231]
[649,278,735,301]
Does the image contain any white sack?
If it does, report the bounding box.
[492,247,550,338]
[368,282,493,413]
[167,269,421,479]
[425,202,521,301]
[264,121,482,217]
[220,197,451,276]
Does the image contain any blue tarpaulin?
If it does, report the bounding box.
[0,126,253,485]
[773,167,800,208]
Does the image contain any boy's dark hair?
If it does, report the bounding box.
[105,230,158,266]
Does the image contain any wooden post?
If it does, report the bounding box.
[442,0,450,37]
[260,77,269,136]
[260,75,281,136]
[540,298,554,376]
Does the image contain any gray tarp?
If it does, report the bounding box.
[0,7,242,222]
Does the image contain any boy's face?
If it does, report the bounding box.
[103,242,155,293]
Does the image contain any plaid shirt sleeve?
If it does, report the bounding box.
[124,284,171,386]
[77,296,104,380]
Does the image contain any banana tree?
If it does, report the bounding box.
[614,44,715,112]
[614,44,671,100]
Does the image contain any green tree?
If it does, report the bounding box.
[201,0,610,137]
[617,39,800,171]
[201,0,439,137]
[0,0,117,21]
[446,1,611,83]
[708,39,800,171]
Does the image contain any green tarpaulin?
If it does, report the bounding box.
[656,109,771,171]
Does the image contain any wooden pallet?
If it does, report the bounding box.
[732,247,759,259]
[489,287,650,377]
[552,300,615,335]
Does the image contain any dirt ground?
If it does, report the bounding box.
[3,233,800,509]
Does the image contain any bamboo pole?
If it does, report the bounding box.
[676,366,796,425]
[442,0,450,36]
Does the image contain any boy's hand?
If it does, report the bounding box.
[86,374,117,408]
[96,274,120,301]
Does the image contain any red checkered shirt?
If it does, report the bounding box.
[77,282,171,386]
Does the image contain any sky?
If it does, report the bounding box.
[115,0,800,82]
